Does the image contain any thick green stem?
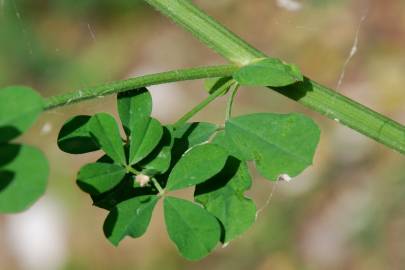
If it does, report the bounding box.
[144,0,405,154]
[44,65,237,110]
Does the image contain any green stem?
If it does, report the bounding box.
[144,0,405,154]
[126,165,140,175]
[44,64,238,110]
[225,83,240,121]
[151,177,165,195]
[173,84,228,129]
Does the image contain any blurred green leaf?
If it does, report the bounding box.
[195,157,256,243]
[57,115,100,154]
[89,113,126,165]
[164,196,221,260]
[166,144,228,191]
[104,195,159,246]
[234,58,303,87]
[77,162,126,196]
[0,144,48,213]
[0,86,44,142]
[226,113,320,180]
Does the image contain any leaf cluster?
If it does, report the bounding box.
[56,60,320,259]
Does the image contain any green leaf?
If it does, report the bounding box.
[164,196,221,260]
[0,144,48,213]
[195,157,256,243]
[166,144,228,191]
[91,175,156,210]
[234,58,303,87]
[129,117,163,165]
[89,113,126,165]
[211,131,247,160]
[170,122,218,167]
[204,77,234,96]
[225,113,320,180]
[0,86,44,142]
[104,195,159,246]
[57,115,100,154]
[139,126,174,175]
[117,88,163,165]
[117,88,152,137]
[77,162,126,196]
[173,122,218,146]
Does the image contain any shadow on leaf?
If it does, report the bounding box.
[0,126,21,143]
[0,143,21,167]
[0,170,15,192]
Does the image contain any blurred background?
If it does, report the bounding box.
[0,0,404,269]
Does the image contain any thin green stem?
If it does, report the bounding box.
[173,84,228,129]
[225,83,240,121]
[151,177,165,195]
[144,0,405,154]
[44,64,238,110]
[126,165,140,175]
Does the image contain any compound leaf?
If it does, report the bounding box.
[164,196,221,260]
[0,86,44,142]
[104,195,159,246]
[195,157,256,243]
[234,58,303,87]
[77,162,126,196]
[89,113,126,165]
[0,144,48,213]
[166,144,228,191]
[57,115,99,154]
[225,113,320,180]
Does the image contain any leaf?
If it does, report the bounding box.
[164,196,221,260]
[211,131,247,160]
[129,117,163,165]
[89,113,126,165]
[117,88,163,165]
[195,157,256,243]
[57,115,100,154]
[173,122,218,146]
[77,162,126,196]
[225,113,320,180]
[170,122,219,167]
[166,144,228,191]
[0,86,44,142]
[233,58,303,87]
[104,195,159,246]
[117,88,152,137]
[91,175,156,210]
[139,126,174,175]
[204,77,234,96]
[0,144,48,213]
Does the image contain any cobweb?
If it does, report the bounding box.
[337,7,369,89]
